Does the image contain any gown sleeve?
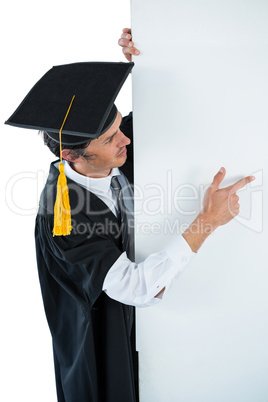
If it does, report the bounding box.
[35,213,122,310]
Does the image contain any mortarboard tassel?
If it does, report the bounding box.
[53,95,75,236]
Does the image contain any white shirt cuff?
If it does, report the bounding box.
[164,235,196,275]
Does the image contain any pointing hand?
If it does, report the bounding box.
[201,167,255,229]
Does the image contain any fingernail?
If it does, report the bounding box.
[219,167,224,173]
[126,34,131,39]
[251,176,255,180]
[135,50,140,55]
[128,42,133,47]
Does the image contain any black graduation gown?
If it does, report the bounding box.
[35,113,138,402]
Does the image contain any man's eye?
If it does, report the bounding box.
[105,136,114,144]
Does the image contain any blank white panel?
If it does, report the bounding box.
[131,1,268,401]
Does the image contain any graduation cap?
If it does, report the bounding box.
[5,61,134,235]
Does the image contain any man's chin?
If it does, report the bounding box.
[115,154,127,167]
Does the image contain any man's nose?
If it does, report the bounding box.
[118,130,131,146]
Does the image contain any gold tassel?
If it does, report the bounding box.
[53,95,75,236]
[53,162,72,236]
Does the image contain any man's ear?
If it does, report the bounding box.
[61,149,81,163]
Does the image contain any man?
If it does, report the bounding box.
[5,30,254,402]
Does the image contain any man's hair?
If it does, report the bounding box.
[41,131,92,164]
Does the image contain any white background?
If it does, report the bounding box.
[1,1,132,401]
[2,1,268,401]
[131,1,268,401]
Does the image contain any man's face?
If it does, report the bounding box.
[71,111,130,177]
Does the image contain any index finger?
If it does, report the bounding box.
[229,175,255,195]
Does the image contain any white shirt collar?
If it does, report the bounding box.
[62,160,121,193]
